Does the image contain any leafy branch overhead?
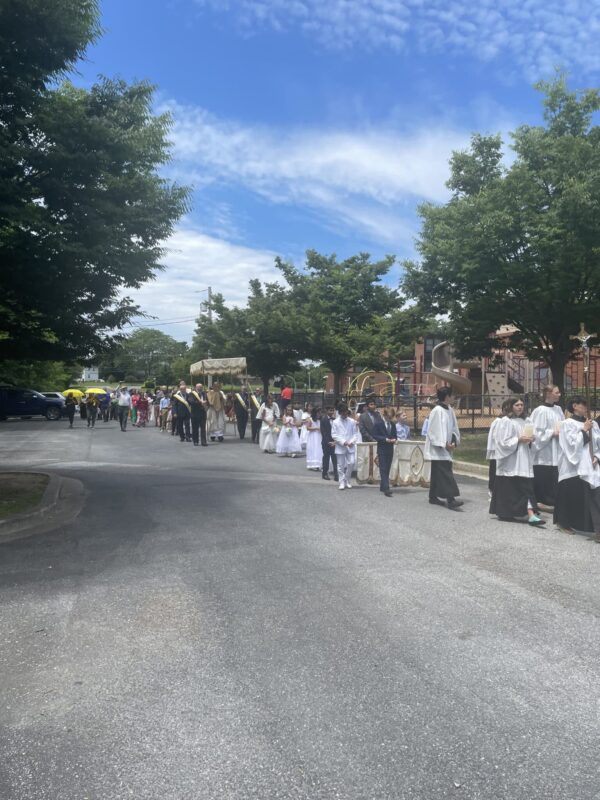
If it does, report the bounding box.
[403,74,600,389]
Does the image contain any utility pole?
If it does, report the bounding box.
[207,286,212,323]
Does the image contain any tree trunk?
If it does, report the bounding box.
[546,352,568,400]
[333,371,343,402]
[262,375,270,397]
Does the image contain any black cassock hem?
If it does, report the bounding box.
[533,464,558,506]
[429,460,460,500]
[553,477,593,531]
[490,475,534,518]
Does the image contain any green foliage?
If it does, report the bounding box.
[403,75,600,390]
[190,283,304,394]
[277,251,399,393]
[0,0,189,362]
[98,328,188,384]
[0,360,78,390]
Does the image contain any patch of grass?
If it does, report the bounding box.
[0,473,49,519]
[454,432,488,466]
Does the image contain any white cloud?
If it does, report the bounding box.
[162,100,472,248]
[124,226,281,342]
[195,0,600,77]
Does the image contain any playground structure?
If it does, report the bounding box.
[345,368,396,410]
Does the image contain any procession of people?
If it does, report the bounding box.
[62,378,600,540]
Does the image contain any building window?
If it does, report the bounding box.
[423,336,445,372]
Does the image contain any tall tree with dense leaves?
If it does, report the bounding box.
[277,251,399,397]
[403,76,600,392]
[98,328,189,384]
[0,0,189,362]
[191,283,304,395]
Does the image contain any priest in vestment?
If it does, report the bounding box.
[207,382,226,442]
[530,385,564,506]
[424,387,463,510]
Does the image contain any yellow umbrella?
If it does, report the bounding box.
[63,389,84,399]
[85,387,109,395]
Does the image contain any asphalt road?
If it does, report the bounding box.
[1,417,599,800]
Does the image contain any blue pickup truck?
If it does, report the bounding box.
[0,387,65,421]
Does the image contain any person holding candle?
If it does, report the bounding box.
[490,397,545,526]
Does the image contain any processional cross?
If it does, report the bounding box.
[570,323,597,408]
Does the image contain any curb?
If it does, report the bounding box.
[454,460,488,481]
[0,472,85,541]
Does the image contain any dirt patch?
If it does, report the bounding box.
[0,473,49,519]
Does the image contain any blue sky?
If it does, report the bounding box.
[76,0,600,342]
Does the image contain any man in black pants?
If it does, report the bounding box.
[190,383,208,446]
[250,391,262,443]
[372,408,397,497]
[320,406,339,481]
[172,381,192,442]
[233,388,250,439]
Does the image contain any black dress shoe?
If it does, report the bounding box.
[322,474,330,480]
[384,490,393,497]
[429,497,446,506]
[447,498,464,509]
[193,442,199,446]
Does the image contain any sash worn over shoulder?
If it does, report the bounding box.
[173,391,191,412]
[250,394,260,411]
[190,391,205,406]
[235,392,247,412]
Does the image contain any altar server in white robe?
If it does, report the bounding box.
[530,385,564,506]
[258,395,280,453]
[331,403,358,490]
[577,410,600,541]
[486,399,512,497]
[489,397,544,526]
[554,396,596,533]
[424,387,463,510]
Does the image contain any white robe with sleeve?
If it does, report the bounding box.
[494,416,534,478]
[424,404,460,462]
[530,404,564,467]
[486,416,502,460]
[578,421,600,489]
[558,417,586,482]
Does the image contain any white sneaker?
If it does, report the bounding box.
[345,482,352,489]
[338,484,345,490]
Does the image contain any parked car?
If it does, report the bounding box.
[42,392,66,403]
[0,387,65,420]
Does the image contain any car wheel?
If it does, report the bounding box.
[46,407,61,421]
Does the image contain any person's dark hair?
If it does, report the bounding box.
[337,402,348,414]
[506,396,524,418]
[311,407,321,421]
[566,395,587,414]
[325,406,334,412]
[501,398,513,415]
[437,386,452,403]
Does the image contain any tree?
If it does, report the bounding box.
[98,329,188,385]
[0,0,189,362]
[277,251,399,397]
[191,283,305,395]
[403,75,600,393]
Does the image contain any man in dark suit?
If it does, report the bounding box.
[190,383,208,446]
[372,408,397,497]
[359,396,382,442]
[172,381,192,442]
[233,387,250,439]
[320,406,338,481]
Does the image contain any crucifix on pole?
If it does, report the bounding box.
[570,322,597,411]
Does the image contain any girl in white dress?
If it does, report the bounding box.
[258,395,280,453]
[299,402,312,450]
[305,407,323,470]
[276,406,302,457]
